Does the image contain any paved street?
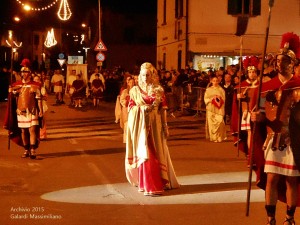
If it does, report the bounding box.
[0,94,289,225]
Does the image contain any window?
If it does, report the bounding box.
[175,0,184,18]
[227,0,261,16]
[163,0,167,24]
[175,21,182,40]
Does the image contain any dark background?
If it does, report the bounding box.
[0,0,157,70]
[0,0,156,28]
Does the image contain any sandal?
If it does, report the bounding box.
[267,217,276,225]
[30,149,36,159]
[284,217,295,225]
[21,150,30,158]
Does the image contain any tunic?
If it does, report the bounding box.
[51,74,64,93]
[12,80,41,128]
[91,79,104,99]
[72,80,86,99]
[253,75,300,206]
[260,76,300,177]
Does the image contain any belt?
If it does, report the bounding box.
[263,131,289,151]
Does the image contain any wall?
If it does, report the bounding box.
[157,0,300,70]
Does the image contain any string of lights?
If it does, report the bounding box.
[16,0,72,21]
[6,40,23,48]
[15,0,59,11]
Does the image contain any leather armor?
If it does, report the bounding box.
[263,87,300,150]
[240,86,257,112]
[13,82,41,115]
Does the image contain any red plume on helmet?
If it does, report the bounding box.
[279,32,300,59]
[243,56,259,71]
[20,58,31,67]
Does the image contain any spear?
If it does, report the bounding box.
[245,0,275,217]
[235,6,249,157]
[236,36,243,157]
[8,44,14,150]
[8,93,11,150]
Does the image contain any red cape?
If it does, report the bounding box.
[3,80,42,149]
[3,93,23,147]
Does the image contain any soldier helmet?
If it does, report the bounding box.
[20,58,31,73]
[20,67,31,73]
[277,32,300,62]
[243,56,259,71]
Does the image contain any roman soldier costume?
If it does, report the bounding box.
[231,56,260,155]
[4,59,43,159]
[252,33,300,218]
[253,75,300,207]
[12,73,41,126]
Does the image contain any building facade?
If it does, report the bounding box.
[157,0,300,71]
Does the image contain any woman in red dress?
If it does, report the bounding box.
[125,62,179,196]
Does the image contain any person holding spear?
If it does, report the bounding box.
[251,32,300,225]
[231,56,260,158]
[3,59,43,159]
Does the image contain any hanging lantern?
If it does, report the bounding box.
[44,28,57,48]
[57,0,72,21]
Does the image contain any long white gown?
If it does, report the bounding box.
[204,85,227,142]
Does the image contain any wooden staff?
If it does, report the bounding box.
[8,93,11,150]
[245,0,275,217]
[236,36,243,157]
[8,45,14,150]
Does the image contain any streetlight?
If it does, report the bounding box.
[98,0,102,40]
[6,30,22,84]
[81,23,91,64]
[13,16,21,22]
[83,47,90,64]
[23,4,31,11]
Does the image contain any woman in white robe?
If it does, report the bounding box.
[204,75,227,142]
[125,62,179,196]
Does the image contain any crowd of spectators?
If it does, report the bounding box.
[1,54,277,120]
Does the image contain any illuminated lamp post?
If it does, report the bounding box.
[99,0,103,70]
[6,29,22,85]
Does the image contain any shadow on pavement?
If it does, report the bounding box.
[37,147,125,159]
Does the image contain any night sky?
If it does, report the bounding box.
[0,0,157,69]
[0,0,157,30]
